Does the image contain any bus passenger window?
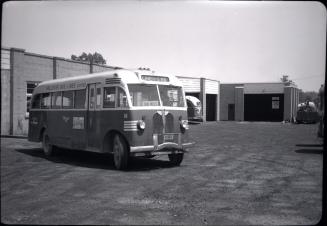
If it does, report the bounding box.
[117,88,128,107]
[103,87,116,108]
[41,93,51,108]
[63,91,74,109]
[74,89,86,109]
[31,94,41,109]
[96,88,101,108]
[51,92,62,109]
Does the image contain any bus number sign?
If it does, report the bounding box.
[164,134,174,141]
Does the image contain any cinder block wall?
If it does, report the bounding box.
[1,69,10,135]
[235,87,244,121]
[56,59,90,79]
[2,48,115,136]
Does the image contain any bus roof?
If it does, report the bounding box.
[33,69,184,94]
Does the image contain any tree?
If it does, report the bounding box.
[71,52,107,65]
[299,90,319,106]
[280,75,295,86]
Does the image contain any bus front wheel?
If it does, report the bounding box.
[168,153,184,166]
[113,134,129,170]
[42,131,53,157]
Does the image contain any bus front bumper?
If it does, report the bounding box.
[130,142,194,156]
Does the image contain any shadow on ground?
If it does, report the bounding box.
[294,149,323,154]
[16,147,176,171]
[295,144,323,147]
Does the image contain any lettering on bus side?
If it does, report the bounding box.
[45,82,86,92]
[73,117,84,129]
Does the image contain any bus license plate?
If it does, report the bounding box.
[164,134,174,141]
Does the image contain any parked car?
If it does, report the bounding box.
[186,96,203,122]
[296,101,319,124]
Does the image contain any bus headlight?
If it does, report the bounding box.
[137,120,146,130]
[180,120,189,130]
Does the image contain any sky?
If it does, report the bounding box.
[2,1,326,92]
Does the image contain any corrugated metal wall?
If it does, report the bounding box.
[205,79,219,94]
[1,49,10,70]
[177,77,200,93]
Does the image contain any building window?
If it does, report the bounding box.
[272,96,280,109]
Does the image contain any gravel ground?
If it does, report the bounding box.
[1,121,323,225]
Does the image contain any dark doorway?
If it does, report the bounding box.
[228,104,235,120]
[244,94,284,121]
[206,94,217,121]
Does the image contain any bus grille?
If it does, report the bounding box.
[165,113,174,133]
[153,113,164,134]
[105,78,121,84]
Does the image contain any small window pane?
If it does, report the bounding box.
[51,92,62,109]
[31,94,41,109]
[103,87,116,108]
[117,88,128,107]
[90,88,95,109]
[74,89,86,109]
[41,93,51,108]
[63,91,74,108]
[96,88,101,108]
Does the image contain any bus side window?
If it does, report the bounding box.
[89,88,95,109]
[103,87,116,108]
[74,89,86,109]
[96,87,101,108]
[117,87,128,108]
[51,91,62,109]
[41,93,51,109]
[63,91,74,109]
[31,94,41,109]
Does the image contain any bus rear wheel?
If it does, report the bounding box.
[168,153,184,166]
[42,131,53,157]
[113,134,129,170]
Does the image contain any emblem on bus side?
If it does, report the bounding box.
[62,116,70,123]
[31,117,38,125]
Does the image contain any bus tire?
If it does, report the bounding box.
[168,153,184,166]
[42,131,53,157]
[113,134,129,170]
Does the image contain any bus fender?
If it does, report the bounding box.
[39,126,47,142]
[102,130,130,153]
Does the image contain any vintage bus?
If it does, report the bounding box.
[28,68,194,170]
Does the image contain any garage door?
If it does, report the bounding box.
[206,94,217,121]
[244,94,284,121]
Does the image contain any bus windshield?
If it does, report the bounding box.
[128,84,160,106]
[158,85,185,107]
[128,84,185,107]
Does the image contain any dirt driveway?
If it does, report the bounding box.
[1,122,323,225]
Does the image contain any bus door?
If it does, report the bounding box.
[87,83,101,149]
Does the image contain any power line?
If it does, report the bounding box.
[291,75,324,81]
